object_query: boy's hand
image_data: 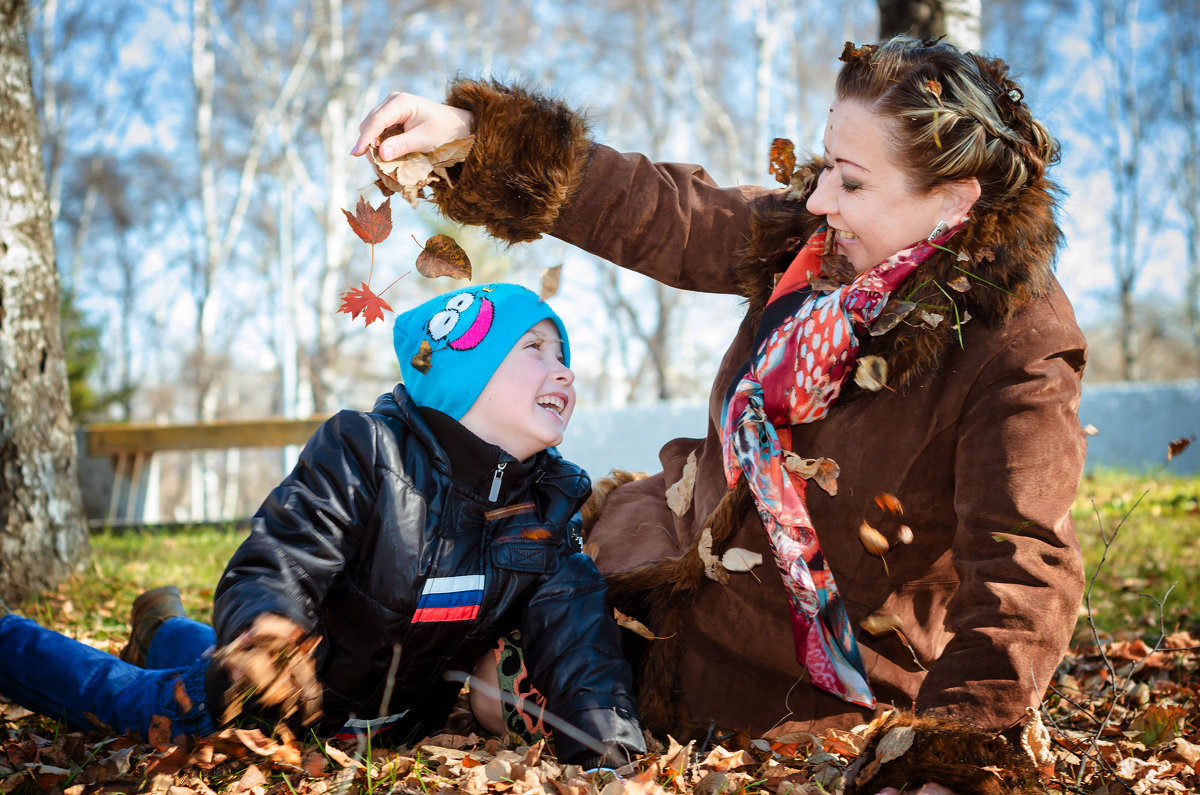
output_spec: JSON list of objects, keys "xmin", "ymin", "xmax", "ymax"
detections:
[
  {"xmin": 214, "ymin": 614, "xmax": 322, "ymax": 726},
  {"xmin": 351, "ymin": 91, "xmax": 474, "ymax": 161}
]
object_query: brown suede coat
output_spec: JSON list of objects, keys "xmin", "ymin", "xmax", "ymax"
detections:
[{"xmin": 431, "ymin": 80, "xmax": 1088, "ymax": 740}]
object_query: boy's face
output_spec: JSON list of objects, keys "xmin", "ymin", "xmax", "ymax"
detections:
[{"xmin": 459, "ymin": 319, "xmax": 575, "ymax": 461}]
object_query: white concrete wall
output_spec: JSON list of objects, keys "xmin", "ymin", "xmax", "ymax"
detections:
[{"xmin": 560, "ymin": 380, "xmax": 1200, "ymax": 478}]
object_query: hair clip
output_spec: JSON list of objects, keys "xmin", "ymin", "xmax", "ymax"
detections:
[{"xmin": 998, "ymin": 87, "xmax": 1024, "ymax": 112}]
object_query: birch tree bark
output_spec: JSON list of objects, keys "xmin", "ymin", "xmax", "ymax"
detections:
[
  {"xmin": 0, "ymin": 0, "xmax": 88, "ymax": 599},
  {"xmin": 878, "ymin": 0, "xmax": 981, "ymax": 50}
]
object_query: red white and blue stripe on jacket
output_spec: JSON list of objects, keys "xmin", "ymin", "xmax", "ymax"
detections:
[{"xmin": 411, "ymin": 574, "xmax": 485, "ymax": 622}]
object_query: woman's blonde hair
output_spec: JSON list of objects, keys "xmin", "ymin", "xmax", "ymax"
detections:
[{"xmin": 835, "ymin": 37, "xmax": 1059, "ymax": 216}]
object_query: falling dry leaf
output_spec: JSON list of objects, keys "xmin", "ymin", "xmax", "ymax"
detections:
[
  {"xmin": 859, "ymin": 521, "xmax": 890, "ymax": 574},
  {"xmin": 336, "ymin": 282, "xmax": 394, "ymax": 327},
  {"xmin": 721, "ymin": 547, "xmax": 763, "ymax": 572},
  {"xmin": 947, "ymin": 275, "xmax": 971, "ymax": 292},
  {"xmin": 415, "ymin": 234, "xmax": 472, "ymax": 280},
  {"xmin": 769, "ymin": 138, "xmax": 797, "ymax": 186},
  {"xmin": 897, "ymin": 525, "xmax": 914, "ymax": 545},
  {"xmin": 411, "ymin": 339, "xmax": 433, "ymax": 374},
  {"xmin": 860, "ymin": 611, "xmax": 903, "ymax": 636},
  {"xmin": 666, "ymin": 451, "xmax": 698, "ymax": 517},
  {"xmin": 1167, "ymin": 435, "xmax": 1194, "ymax": 461},
  {"xmin": 1081, "ymin": 423, "xmax": 1099, "ymax": 436},
  {"xmin": 541, "ymin": 265, "xmax": 562, "ymax": 301},
  {"xmin": 370, "ymin": 134, "xmax": 475, "ymax": 207},
  {"xmin": 520, "ymin": 528, "xmax": 553, "ymax": 540},
  {"xmin": 698, "ymin": 527, "xmax": 728, "ymax": 584},
  {"xmin": 854, "ymin": 355, "xmax": 888, "ymax": 392},
  {"xmin": 342, "ymin": 196, "xmax": 392, "ymax": 245},
  {"xmin": 874, "ymin": 493, "xmax": 904, "ymax": 514}
]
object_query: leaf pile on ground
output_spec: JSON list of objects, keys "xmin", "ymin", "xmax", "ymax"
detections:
[{"xmin": 1, "ymin": 634, "xmax": 1197, "ymax": 794}]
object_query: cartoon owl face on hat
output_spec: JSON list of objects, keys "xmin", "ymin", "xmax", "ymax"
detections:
[
  {"xmin": 393, "ymin": 283, "xmax": 570, "ymax": 421},
  {"xmin": 426, "ymin": 290, "xmax": 495, "ymax": 351}
]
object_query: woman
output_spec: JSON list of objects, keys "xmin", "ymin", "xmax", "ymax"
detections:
[{"xmin": 352, "ymin": 37, "xmax": 1086, "ymax": 752}]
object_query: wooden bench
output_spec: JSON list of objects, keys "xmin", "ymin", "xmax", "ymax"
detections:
[{"xmin": 80, "ymin": 417, "xmax": 328, "ymax": 527}]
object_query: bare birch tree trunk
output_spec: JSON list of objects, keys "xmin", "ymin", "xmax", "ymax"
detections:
[
  {"xmin": 877, "ymin": 0, "xmax": 980, "ymax": 50},
  {"xmin": 0, "ymin": 0, "xmax": 88, "ymax": 600}
]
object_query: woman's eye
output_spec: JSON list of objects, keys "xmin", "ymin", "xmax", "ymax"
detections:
[{"xmin": 842, "ymin": 181, "xmax": 862, "ymax": 193}]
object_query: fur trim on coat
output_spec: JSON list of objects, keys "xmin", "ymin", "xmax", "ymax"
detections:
[{"xmin": 435, "ymin": 80, "xmax": 593, "ymax": 243}]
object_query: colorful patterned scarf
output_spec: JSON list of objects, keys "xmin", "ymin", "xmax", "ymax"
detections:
[{"xmin": 720, "ymin": 224, "xmax": 954, "ymax": 707}]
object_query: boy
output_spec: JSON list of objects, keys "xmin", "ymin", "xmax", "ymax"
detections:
[{"xmin": 0, "ymin": 283, "xmax": 644, "ymax": 769}]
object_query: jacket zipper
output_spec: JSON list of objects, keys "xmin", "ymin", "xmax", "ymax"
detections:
[{"xmin": 487, "ymin": 462, "xmax": 507, "ymax": 502}]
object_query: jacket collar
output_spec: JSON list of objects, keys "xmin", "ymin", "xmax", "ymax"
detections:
[
  {"xmin": 374, "ymin": 384, "xmax": 569, "ymax": 504},
  {"xmin": 733, "ymin": 158, "xmax": 1063, "ymax": 385}
]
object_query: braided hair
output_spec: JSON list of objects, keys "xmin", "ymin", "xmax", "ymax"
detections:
[{"xmin": 835, "ymin": 37, "xmax": 1059, "ymax": 218}]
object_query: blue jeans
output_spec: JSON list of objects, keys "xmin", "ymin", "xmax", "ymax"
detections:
[{"xmin": 0, "ymin": 613, "xmax": 216, "ymax": 737}]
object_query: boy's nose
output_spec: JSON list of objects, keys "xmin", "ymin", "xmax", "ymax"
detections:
[{"xmin": 553, "ymin": 361, "xmax": 575, "ymax": 386}]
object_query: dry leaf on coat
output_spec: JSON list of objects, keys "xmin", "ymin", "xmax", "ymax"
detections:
[
  {"xmin": 614, "ymin": 608, "xmax": 673, "ymax": 640},
  {"xmin": 781, "ymin": 452, "xmax": 840, "ymax": 497},
  {"xmin": 854, "ymin": 355, "xmax": 888, "ymax": 392},
  {"xmin": 698, "ymin": 527, "xmax": 728, "ymax": 584},
  {"xmin": 860, "ymin": 611, "xmax": 903, "ymax": 636},
  {"xmin": 897, "ymin": 525, "xmax": 914, "ymax": 545},
  {"xmin": 870, "ymin": 300, "xmax": 916, "ymax": 336},
  {"xmin": 666, "ymin": 450, "xmax": 698, "ymax": 517},
  {"xmin": 721, "ymin": 547, "xmax": 763, "ymax": 572},
  {"xmin": 948, "ymin": 275, "xmax": 971, "ymax": 292}
]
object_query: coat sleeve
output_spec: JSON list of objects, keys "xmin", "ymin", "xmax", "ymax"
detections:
[
  {"xmin": 516, "ymin": 552, "xmax": 646, "ymax": 765},
  {"xmin": 431, "ymin": 79, "xmax": 774, "ymax": 295},
  {"xmin": 212, "ymin": 411, "xmax": 382, "ymax": 645},
  {"xmin": 915, "ymin": 300, "xmax": 1087, "ymax": 729}
]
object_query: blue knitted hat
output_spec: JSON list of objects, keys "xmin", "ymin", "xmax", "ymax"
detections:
[{"xmin": 393, "ymin": 283, "xmax": 570, "ymax": 420}]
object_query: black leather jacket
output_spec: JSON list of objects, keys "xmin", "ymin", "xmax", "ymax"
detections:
[{"xmin": 208, "ymin": 385, "xmax": 643, "ymax": 762}]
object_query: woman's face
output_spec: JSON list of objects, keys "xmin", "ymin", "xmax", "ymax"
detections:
[{"xmin": 806, "ymin": 99, "xmax": 969, "ymax": 273}]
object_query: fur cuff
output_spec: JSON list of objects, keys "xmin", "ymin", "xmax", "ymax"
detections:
[{"xmin": 432, "ymin": 80, "xmax": 592, "ymax": 244}]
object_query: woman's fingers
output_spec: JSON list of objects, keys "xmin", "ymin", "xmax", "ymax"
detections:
[{"xmin": 351, "ymin": 91, "xmax": 474, "ymax": 160}]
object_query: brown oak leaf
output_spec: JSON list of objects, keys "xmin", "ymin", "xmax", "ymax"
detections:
[{"xmin": 415, "ymin": 234, "xmax": 472, "ymax": 280}]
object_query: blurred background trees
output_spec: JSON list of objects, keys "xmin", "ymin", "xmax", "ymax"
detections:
[{"xmin": 10, "ymin": 0, "xmax": 1199, "ymax": 524}]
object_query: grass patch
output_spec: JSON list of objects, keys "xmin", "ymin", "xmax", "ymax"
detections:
[
  {"xmin": 15, "ymin": 524, "xmax": 246, "ymax": 652},
  {"xmin": 1073, "ymin": 468, "xmax": 1200, "ymax": 639},
  {"xmin": 12, "ymin": 470, "xmax": 1200, "ymax": 648}
]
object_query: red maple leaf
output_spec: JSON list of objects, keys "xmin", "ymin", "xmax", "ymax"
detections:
[
  {"xmin": 342, "ymin": 196, "xmax": 392, "ymax": 245},
  {"xmin": 336, "ymin": 281, "xmax": 393, "ymax": 326}
]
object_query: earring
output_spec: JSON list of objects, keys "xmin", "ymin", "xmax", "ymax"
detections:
[{"xmin": 928, "ymin": 219, "xmax": 950, "ymax": 240}]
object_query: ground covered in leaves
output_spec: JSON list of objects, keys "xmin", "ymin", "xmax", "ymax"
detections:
[{"xmin": 2, "ymin": 631, "xmax": 1198, "ymax": 794}]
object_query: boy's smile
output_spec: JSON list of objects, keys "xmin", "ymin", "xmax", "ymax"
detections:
[{"xmin": 460, "ymin": 319, "xmax": 576, "ymax": 461}]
